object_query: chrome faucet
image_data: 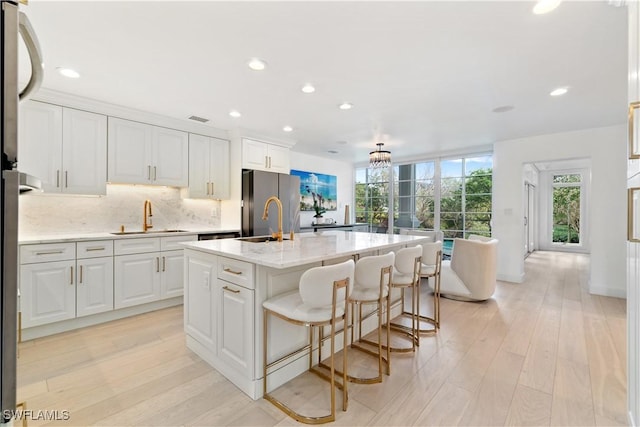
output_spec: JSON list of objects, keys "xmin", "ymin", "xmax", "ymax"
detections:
[
  {"xmin": 143, "ymin": 199, "xmax": 153, "ymax": 232},
  {"xmin": 262, "ymin": 196, "xmax": 283, "ymax": 242}
]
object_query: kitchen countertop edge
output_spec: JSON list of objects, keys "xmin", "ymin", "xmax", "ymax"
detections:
[{"xmin": 19, "ymin": 228, "xmax": 241, "ymax": 245}]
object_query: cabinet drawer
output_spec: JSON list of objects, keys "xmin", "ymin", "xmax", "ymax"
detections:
[
  {"xmin": 20, "ymin": 242, "xmax": 76, "ymax": 264},
  {"xmin": 77, "ymin": 240, "xmax": 114, "ymax": 259},
  {"xmin": 217, "ymin": 257, "xmax": 254, "ymax": 289},
  {"xmin": 161, "ymin": 234, "xmax": 197, "ymax": 251},
  {"xmin": 114, "ymin": 237, "xmax": 161, "ymax": 255}
]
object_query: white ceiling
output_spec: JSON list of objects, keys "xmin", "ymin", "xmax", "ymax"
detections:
[{"xmin": 19, "ymin": 1, "xmax": 628, "ymax": 164}]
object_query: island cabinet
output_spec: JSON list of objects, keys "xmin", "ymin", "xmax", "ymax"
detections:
[{"xmin": 182, "ymin": 231, "xmax": 431, "ymax": 400}]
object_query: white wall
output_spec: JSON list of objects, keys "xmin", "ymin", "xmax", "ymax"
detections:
[
  {"xmin": 290, "ymin": 152, "xmax": 354, "ymax": 228},
  {"xmin": 493, "ymin": 125, "xmax": 627, "ymax": 297}
]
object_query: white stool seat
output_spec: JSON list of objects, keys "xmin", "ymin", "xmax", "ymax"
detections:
[
  {"xmin": 420, "ymin": 264, "xmax": 436, "ymax": 276},
  {"xmin": 391, "ymin": 269, "xmax": 415, "ymax": 286},
  {"xmin": 263, "ymin": 290, "xmax": 347, "ymax": 323}
]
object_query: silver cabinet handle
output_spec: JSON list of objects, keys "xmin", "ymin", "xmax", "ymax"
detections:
[
  {"xmin": 629, "ymin": 187, "xmax": 640, "ymax": 242},
  {"xmin": 148, "ymin": 165, "xmax": 151, "ymax": 180},
  {"xmin": 35, "ymin": 249, "xmax": 64, "ymax": 255},
  {"xmin": 269, "ymin": 156, "xmax": 272, "ymax": 169},
  {"xmin": 153, "ymin": 166, "xmax": 157, "ymax": 181},
  {"xmin": 223, "ymin": 285, "xmax": 240, "ymax": 294},
  {"xmin": 162, "ymin": 256, "xmax": 166, "ymax": 272},
  {"xmin": 65, "ymin": 170, "xmax": 68, "ymax": 188},
  {"xmin": 211, "ymin": 182, "xmax": 215, "ymax": 196},
  {"xmin": 79, "ymin": 265, "xmax": 83, "ymax": 284},
  {"xmin": 56, "ymin": 170, "xmax": 60, "ymax": 187},
  {"xmin": 156, "ymin": 257, "xmax": 160, "ymax": 273},
  {"xmin": 265, "ymin": 156, "xmax": 268, "ymax": 168},
  {"xmin": 223, "ymin": 267, "xmax": 242, "ymax": 275},
  {"xmin": 205, "ymin": 182, "xmax": 209, "ymax": 195},
  {"xmin": 70, "ymin": 266, "xmax": 74, "ymax": 285}
]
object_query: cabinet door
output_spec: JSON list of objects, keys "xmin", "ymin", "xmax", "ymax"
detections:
[
  {"xmin": 18, "ymin": 101, "xmax": 63, "ymax": 192},
  {"xmin": 216, "ymin": 280, "xmax": 254, "ymax": 377},
  {"xmin": 152, "ymin": 127, "xmax": 188, "ymax": 186},
  {"xmin": 267, "ymin": 144, "xmax": 290, "ymax": 174},
  {"xmin": 187, "ymin": 134, "xmax": 211, "ymax": 199},
  {"xmin": 161, "ymin": 250, "xmax": 185, "ymax": 299},
  {"xmin": 20, "ymin": 260, "xmax": 75, "ymax": 328},
  {"xmin": 76, "ymin": 256, "xmax": 114, "ymax": 317},
  {"xmin": 209, "ymin": 137, "xmax": 230, "ymax": 199},
  {"xmin": 114, "ymin": 252, "xmax": 161, "ymax": 309},
  {"xmin": 242, "ymin": 139, "xmax": 269, "ymax": 171},
  {"xmin": 62, "ymin": 108, "xmax": 107, "ymax": 195},
  {"xmin": 107, "ymin": 117, "xmax": 152, "ymax": 184},
  {"xmin": 184, "ymin": 252, "xmax": 216, "ymax": 349}
]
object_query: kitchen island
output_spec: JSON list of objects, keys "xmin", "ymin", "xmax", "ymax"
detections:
[{"xmin": 182, "ymin": 230, "xmax": 431, "ymax": 399}]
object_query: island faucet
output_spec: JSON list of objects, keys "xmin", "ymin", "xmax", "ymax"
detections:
[
  {"xmin": 143, "ymin": 199, "xmax": 153, "ymax": 232},
  {"xmin": 262, "ymin": 196, "xmax": 283, "ymax": 242}
]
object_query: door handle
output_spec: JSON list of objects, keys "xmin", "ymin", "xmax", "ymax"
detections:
[
  {"xmin": 211, "ymin": 182, "xmax": 214, "ymax": 195},
  {"xmin": 153, "ymin": 166, "xmax": 157, "ymax": 181},
  {"xmin": 223, "ymin": 267, "xmax": 242, "ymax": 275},
  {"xmin": 265, "ymin": 156, "xmax": 268, "ymax": 168},
  {"xmin": 56, "ymin": 170, "xmax": 60, "ymax": 188},
  {"xmin": 162, "ymin": 256, "xmax": 166, "ymax": 272},
  {"xmin": 79, "ymin": 265, "xmax": 83, "ymax": 284},
  {"xmin": 65, "ymin": 170, "xmax": 68, "ymax": 188},
  {"xmin": 223, "ymin": 285, "xmax": 240, "ymax": 294},
  {"xmin": 148, "ymin": 165, "xmax": 151, "ymax": 180},
  {"xmin": 70, "ymin": 266, "xmax": 74, "ymax": 285},
  {"xmin": 18, "ymin": 11, "xmax": 44, "ymax": 101},
  {"xmin": 156, "ymin": 257, "xmax": 160, "ymax": 273},
  {"xmin": 206, "ymin": 182, "xmax": 210, "ymax": 195}
]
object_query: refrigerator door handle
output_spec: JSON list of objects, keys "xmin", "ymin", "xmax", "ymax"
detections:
[{"xmin": 18, "ymin": 12, "xmax": 44, "ymax": 101}]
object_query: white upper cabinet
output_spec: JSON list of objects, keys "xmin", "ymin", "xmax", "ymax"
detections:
[
  {"xmin": 186, "ymin": 133, "xmax": 230, "ymax": 199},
  {"xmin": 19, "ymin": 101, "xmax": 107, "ymax": 195},
  {"xmin": 241, "ymin": 138, "xmax": 290, "ymax": 174},
  {"xmin": 108, "ymin": 117, "xmax": 188, "ymax": 186}
]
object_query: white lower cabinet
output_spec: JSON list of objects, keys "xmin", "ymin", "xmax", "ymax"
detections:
[
  {"xmin": 76, "ymin": 256, "xmax": 114, "ymax": 317},
  {"xmin": 20, "ymin": 259, "xmax": 76, "ymax": 328},
  {"xmin": 161, "ymin": 250, "xmax": 186, "ymax": 299},
  {"xmin": 216, "ymin": 279, "xmax": 254, "ymax": 376},
  {"xmin": 184, "ymin": 251, "xmax": 216, "ymax": 349},
  {"xmin": 114, "ymin": 252, "xmax": 161, "ymax": 309}
]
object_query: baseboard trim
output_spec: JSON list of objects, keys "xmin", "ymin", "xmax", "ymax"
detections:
[
  {"xmin": 497, "ymin": 272, "xmax": 525, "ymax": 283},
  {"xmin": 588, "ymin": 282, "xmax": 627, "ymax": 299}
]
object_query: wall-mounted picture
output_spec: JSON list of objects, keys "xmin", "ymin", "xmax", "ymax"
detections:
[{"xmin": 291, "ymin": 169, "xmax": 338, "ymax": 213}]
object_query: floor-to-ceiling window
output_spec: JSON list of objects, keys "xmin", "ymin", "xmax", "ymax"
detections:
[
  {"xmin": 551, "ymin": 173, "xmax": 582, "ymax": 244},
  {"xmin": 354, "ymin": 154, "xmax": 492, "ymax": 238},
  {"xmin": 355, "ymin": 167, "xmax": 391, "ymax": 232}
]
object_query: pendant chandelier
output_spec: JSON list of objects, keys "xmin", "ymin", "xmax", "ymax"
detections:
[{"xmin": 369, "ymin": 142, "xmax": 391, "ymax": 168}]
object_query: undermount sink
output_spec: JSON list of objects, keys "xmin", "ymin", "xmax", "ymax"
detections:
[
  {"xmin": 110, "ymin": 229, "xmax": 188, "ymax": 235},
  {"xmin": 235, "ymin": 235, "xmax": 290, "ymax": 243}
]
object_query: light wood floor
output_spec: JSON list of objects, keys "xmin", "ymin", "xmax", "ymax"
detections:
[{"xmin": 17, "ymin": 251, "xmax": 627, "ymax": 426}]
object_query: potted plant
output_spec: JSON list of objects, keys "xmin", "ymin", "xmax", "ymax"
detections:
[{"xmin": 313, "ymin": 200, "xmax": 326, "ymax": 224}]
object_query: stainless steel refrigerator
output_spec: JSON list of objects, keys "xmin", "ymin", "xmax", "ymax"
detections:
[
  {"xmin": 1, "ymin": 1, "xmax": 43, "ymax": 422},
  {"xmin": 241, "ymin": 169, "xmax": 300, "ymax": 237}
]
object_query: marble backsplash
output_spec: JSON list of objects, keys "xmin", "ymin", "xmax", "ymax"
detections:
[{"xmin": 19, "ymin": 184, "xmax": 222, "ymax": 236}]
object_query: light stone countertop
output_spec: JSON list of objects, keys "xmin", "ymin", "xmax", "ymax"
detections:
[
  {"xmin": 19, "ymin": 227, "xmax": 240, "ymax": 245},
  {"xmin": 181, "ymin": 230, "xmax": 430, "ymax": 269}
]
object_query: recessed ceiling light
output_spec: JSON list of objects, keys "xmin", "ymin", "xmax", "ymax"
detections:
[
  {"xmin": 283, "ymin": 126, "xmax": 293, "ymax": 132},
  {"xmin": 550, "ymin": 87, "xmax": 569, "ymax": 97},
  {"xmin": 338, "ymin": 102, "xmax": 353, "ymax": 110},
  {"xmin": 247, "ymin": 58, "xmax": 266, "ymax": 71},
  {"xmin": 229, "ymin": 110, "xmax": 242, "ymax": 118},
  {"xmin": 56, "ymin": 67, "xmax": 80, "ymax": 78},
  {"xmin": 301, "ymin": 84, "xmax": 315, "ymax": 94},
  {"xmin": 533, "ymin": 0, "xmax": 561, "ymax": 14},
  {"xmin": 492, "ymin": 105, "xmax": 515, "ymax": 113}
]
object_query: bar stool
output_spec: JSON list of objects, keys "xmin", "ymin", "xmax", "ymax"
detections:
[
  {"xmin": 262, "ymin": 259, "xmax": 355, "ymax": 424},
  {"xmin": 418, "ymin": 241, "xmax": 443, "ymax": 333},
  {"xmin": 388, "ymin": 245, "xmax": 422, "ymax": 352},
  {"xmin": 348, "ymin": 251, "xmax": 395, "ymax": 383}
]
